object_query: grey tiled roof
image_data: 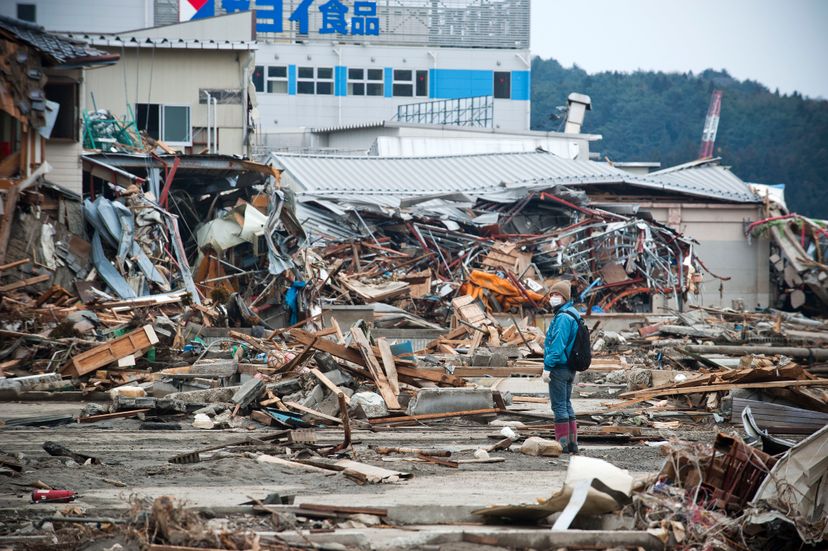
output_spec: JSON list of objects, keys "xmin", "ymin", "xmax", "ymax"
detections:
[{"xmin": 0, "ymin": 15, "xmax": 117, "ymax": 66}]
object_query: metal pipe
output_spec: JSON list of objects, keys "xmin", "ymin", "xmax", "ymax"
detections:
[
  {"xmin": 683, "ymin": 344, "xmax": 828, "ymax": 360},
  {"xmin": 212, "ymin": 96, "xmax": 218, "ymax": 153},
  {"xmin": 202, "ymin": 90, "xmax": 212, "ymax": 152}
]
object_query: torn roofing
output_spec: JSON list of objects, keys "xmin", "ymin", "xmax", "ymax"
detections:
[
  {"xmin": 0, "ymin": 15, "xmax": 118, "ymax": 67},
  {"xmin": 270, "ymin": 150, "xmax": 759, "ymax": 206}
]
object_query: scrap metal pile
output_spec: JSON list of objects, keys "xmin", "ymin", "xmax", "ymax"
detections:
[
  {"xmin": 746, "ymin": 207, "xmax": 828, "ymax": 313},
  {"xmin": 300, "ymin": 188, "xmax": 710, "ymax": 322}
]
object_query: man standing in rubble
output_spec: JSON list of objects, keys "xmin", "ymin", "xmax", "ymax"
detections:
[{"xmin": 542, "ymin": 280, "xmax": 579, "ymax": 454}]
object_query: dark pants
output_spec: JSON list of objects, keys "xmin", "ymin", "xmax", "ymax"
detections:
[{"xmin": 548, "ymin": 368, "xmax": 575, "ymax": 422}]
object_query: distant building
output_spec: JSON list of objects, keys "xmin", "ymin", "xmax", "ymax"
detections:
[
  {"xmin": 6, "ymin": 1, "xmax": 533, "ymax": 152},
  {"xmin": 63, "ymin": 12, "xmax": 258, "ymax": 158}
]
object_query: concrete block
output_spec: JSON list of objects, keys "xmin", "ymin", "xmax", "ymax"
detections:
[
  {"xmin": 488, "ymin": 352, "xmax": 509, "ymax": 367},
  {"xmin": 232, "ymin": 378, "xmax": 264, "ymax": 407},
  {"xmin": 148, "ymin": 380, "xmax": 179, "ymax": 398},
  {"xmin": 470, "ymin": 350, "xmax": 492, "ymax": 367},
  {"xmin": 266, "ymin": 378, "xmax": 301, "ymax": 396},
  {"xmin": 315, "ymin": 391, "xmax": 341, "ymax": 418},
  {"xmin": 0, "ymin": 373, "xmax": 63, "ymax": 393},
  {"xmin": 406, "ymin": 388, "xmax": 494, "ymax": 416},
  {"xmin": 350, "ymin": 391, "xmax": 388, "ymax": 418},
  {"xmin": 168, "ymin": 386, "xmax": 237, "ymax": 404},
  {"xmin": 300, "ymin": 384, "xmax": 325, "ymax": 409},
  {"xmin": 321, "ymin": 368, "xmax": 353, "ymax": 388}
]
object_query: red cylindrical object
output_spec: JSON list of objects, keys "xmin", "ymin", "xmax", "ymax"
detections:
[{"xmin": 31, "ymin": 489, "xmax": 77, "ymax": 503}]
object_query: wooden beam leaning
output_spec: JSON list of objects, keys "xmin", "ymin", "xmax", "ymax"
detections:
[
  {"xmin": 377, "ymin": 338, "xmax": 400, "ymax": 396},
  {"xmin": 350, "ymin": 327, "xmax": 401, "ymax": 410}
]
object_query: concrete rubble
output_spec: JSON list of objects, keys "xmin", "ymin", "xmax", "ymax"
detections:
[{"xmin": 0, "ymin": 14, "xmax": 826, "ymax": 551}]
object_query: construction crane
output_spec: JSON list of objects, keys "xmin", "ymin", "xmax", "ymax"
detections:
[{"xmin": 698, "ymin": 90, "xmax": 723, "ymax": 159}]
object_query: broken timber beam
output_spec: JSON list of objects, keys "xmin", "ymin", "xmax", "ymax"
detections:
[
  {"xmin": 618, "ymin": 378, "xmax": 828, "ymax": 400},
  {"xmin": 0, "ymin": 274, "xmax": 50, "ymax": 292},
  {"xmin": 310, "ymin": 367, "xmax": 350, "ymax": 406},
  {"xmin": 350, "ymin": 327, "xmax": 401, "ymax": 410}
]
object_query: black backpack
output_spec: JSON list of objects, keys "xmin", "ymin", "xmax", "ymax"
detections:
[{"xmin": 561, "ymin": 310, "xmax": 591, "ymax": 372}]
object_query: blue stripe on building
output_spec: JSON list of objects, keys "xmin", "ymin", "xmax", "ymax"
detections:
[
  {"xmin": 384, "ymin": 67, "xmax": 393, "ymax": 98},
  {"xmin": 511, "ymin": 70, "xmax": 530, "ymax": 101},
  {"xmin": 288, "ymin": 65, "xmax": 297, "ymax": 95},
  {"xmin": 335, "ymin": 66, "xmax": 347, "ymax": 96},
  {"xmin": 429, "ymin": 69, "xmax": 493, "ymax": 99}
]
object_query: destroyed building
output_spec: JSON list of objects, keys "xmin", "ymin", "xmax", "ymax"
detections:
[{"xmin": 0, "ymin": 6, "xmax": 826, "ymax": 551}]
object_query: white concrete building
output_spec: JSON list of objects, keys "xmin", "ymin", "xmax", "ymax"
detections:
[{"xmin": 63, "ymin": 12, "xmax": 257, "ymax": 157}]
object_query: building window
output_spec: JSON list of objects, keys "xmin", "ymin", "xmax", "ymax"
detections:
[
  {"xmin": 297, "ymin": 67, "xmax": 333, "ymax": 95},
  {"xmin": 393, "ymin": 69, "xmax": 413, "ymax": 97},
  {"xmin": 44, "ymin": 82, "xmax": 78, "ymax": 141},
  {"xmin": 494, "ymin": 71, "xmax": 511, "ymax": 99},
  {"xmin": 17, "ymin": 3, "xmax": 36, "ymax": 22},
  {"xmin": 266, "ymin": 66, "xmax": 288, "ymax": 93},
  {"xmin": 252, "ymin": 65, "xmax": 264, "ymax": 93},
  {"xmin": 135, "ymin": 103, "xmax": 191, "ymax": 145},
  {"xmin": 415, "ymin": 70, "xmax": 428, "ymax": 97},
  {"xmin": 347, "ymin": 68, "xmax": 383, "ymax": 96}
]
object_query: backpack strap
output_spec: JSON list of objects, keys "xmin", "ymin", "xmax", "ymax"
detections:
[{"xmin": 561, "ymin": 309, "xmax": 581, "ymax": 324}]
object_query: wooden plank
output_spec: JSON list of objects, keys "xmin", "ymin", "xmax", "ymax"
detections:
[
  {"xmin": 255, "ymin": 454, "xmax": 337, "ymax": 475},
  {"xmin": 416, "ymin": 453, "xmax": 459, "ymax": 468},
  {"xmin": 291, "ymin": 329, "xmax": 365, "ymax": 366},
  {"xmin": 298, "ymin": 503, "xmax": 388, "ymax": 517},
  {"xmin": 310, "ymin": 367, "xmax": 351, "ymax": 405},
  {"xmin": 78, "ymin": 409, "xmax": 151, "ymax": 423},
  {"xmin": 0, "ymin": 274, "xmax": 50, "ymax": 292},
  {"xmin": 330, "ymin": 317, "xmax": 345, "ymax": 344},
  {"xmin": 283, "ymin": 400, "xmax": 343, "ymax": 425},
  {"xmin": 395, "ymin": 366, "xmax": 466, "ymax": 387},
  {"xmin": 63, "ymin": 325, "xmax": 159, "ymax": 377},
  {"xmin": 377, "ymin": 338, "xmax": 400, "ymax": 396},
  {"xmin": 0, "ymin": 258, "xmax": 29, "ymax": 272},
  {"xmin": 453, "ymin": 366, "xmax": 542, "ymax": 377},
  {"xmin": 369, "ymin": 408, "xmax": 504, "ymax": 425},
  {"xmin": 350, "ymin": 326, "xmax": 401, "ymax": 410},
  {"xmin": 619, "ymin": 379, "xmax": 828, "ymax": 401}
]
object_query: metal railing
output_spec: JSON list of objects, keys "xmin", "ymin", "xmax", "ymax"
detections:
[{"xmin": 393, "ymin": 95, "xmax": 494, "ymax": 127}]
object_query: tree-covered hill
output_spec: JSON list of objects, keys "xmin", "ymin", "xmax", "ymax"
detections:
[{"xmin": 530, "ymin": 57, "xmax": 828, "ymax": 218}]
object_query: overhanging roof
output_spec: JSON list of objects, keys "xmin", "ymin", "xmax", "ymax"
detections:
[{"xmin": 0, "ymin": 15, "xmax": 118, "ymax": 67}]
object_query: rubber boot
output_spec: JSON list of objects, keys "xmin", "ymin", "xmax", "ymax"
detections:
[
  {"xmin": 568, "ymin": 419, "xmax": 579, "ymax": 454},
  {"xmin": 554, "ymin": 421, "xmax": 570, "ymax": 452}
]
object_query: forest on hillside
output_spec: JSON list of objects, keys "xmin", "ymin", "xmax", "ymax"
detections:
[{"xmin": 530, "ymin": 57, "xmax": 828, "ymax": 218}]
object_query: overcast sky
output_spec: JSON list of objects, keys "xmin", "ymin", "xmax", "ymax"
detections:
[{"xmin": 530, "ymin": 0, "xmax": 828, "ymax": 100}]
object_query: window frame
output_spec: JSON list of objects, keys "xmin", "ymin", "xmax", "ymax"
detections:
[
  {"xmin": 266, "ymin": 65, "xmax": 288, "ymax": 94},
  {"xmin": 297, "ymin": 66, "xmax": 334, "ymax": 95},
  {"xmin": 392, "ymin": 69, "xmax": 414, "ymax": 97},
  {"xmin": 135, "ymin": 102, "xmax": 192, "ymax": 147},
  {"xmin": 347, "ymin": 67, "xmax": 384, "ymax": 96},
  {"xmin": 252, "ymin": 65, "xmax": 265, "ymax": 93},
  {"xmin": 493, "ymin": 71, "xmax": 511, "ymax": 99},
  {"xmin": 161, "ymin": 104, "xmax": 192, "ymax": 146},
  {"xmin": 415, "ymin": 69, "xmax": 429, "ymax": 97}
]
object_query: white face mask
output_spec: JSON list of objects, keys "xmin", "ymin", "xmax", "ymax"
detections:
[{"xmin": 549, "ymin": 296, "xmax": 563, "ymax": 307}]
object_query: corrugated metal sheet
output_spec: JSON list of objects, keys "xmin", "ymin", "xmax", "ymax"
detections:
[
  {"xmin": 272, "ymin": 150, "xmax": 759, "ymax": 205},
  {"xmin": 641, "ymin": 165, "xmax": 757, "ymax": 203},
  {"xmin": 274, "ymin": 151, "xmax": 623, "ymax": 203}
]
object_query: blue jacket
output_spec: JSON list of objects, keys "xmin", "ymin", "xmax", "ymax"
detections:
[{"xmin": 543, "ymin": 302, "xmax": 580, "ymax": 371}]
